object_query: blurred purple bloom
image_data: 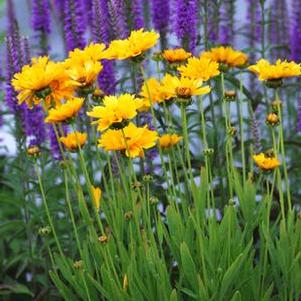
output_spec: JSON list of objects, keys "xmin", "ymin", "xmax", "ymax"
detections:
[
  {"xmin": 174, "ymin": 0, "xmax": 198, "ymax": 52},
  {"xmin": 151, "ymin": 0, "xmax": 169, "ymax": 33},
  {"xmin": 32, "ymin": 0, "xmax": 51, "ymax": 33},
  {"xmin": 219, "ymin": 0, "xmax": 236, "ymax": 45},
  {"xmin": 290, "ymin": 0, "xmax": 301, "ymax": 62},
  {"xmin": 63, "ymin": 0, "xmax": 86, "ymax": 51},
  {"xmin": 298, "ymin": 96, "xmax": 301, "ymax": 132},
  {"xmin": 268, "ymin": 0, "xmax": 290, "ymax": 59},
  {"xmin": 108, "ymin": 0, "xmax": 129, "ymax": 39},
  {"xmin": 92, "ymin": 0, "xmax": 116, "ymax": 94},
  {"xmin": 207, "ymin": 2, "xmax": 220, "ymax": 43},
  {"xmin": 132, "ymin": 0, "xmax": 144, "ymax": 29}
]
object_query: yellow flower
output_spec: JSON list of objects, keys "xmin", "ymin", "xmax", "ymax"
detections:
[
  {"xmin": 161, "ymin": 74, "xmax": 211, "ymax": 99},
  {"xmin": 68, "ymin": 43, "xmax": 107, "ymax": 62},
  {"xmin": 91, "ymin": 185, "xmax": 102, "ymax": 211},
  {"xmin": 162, "ymin": 48, "xmax": 191, "ymax": 63},
  {"xmin": 65, "ymin": 58, "xmax": 103, "ymax": 88},
  {"xmin": 177, "ymin": 57, "xmax": 220, "ymax": 81},
  {"xmin": 98, "ymin": 122, "xmax": 158, "ymax": 158},
  {"xmin": 12, "ymin": 56, "xmax": 74, "ymax": 108},
  {"xmin": 45, "ymin": 97, "xmax": 84, "ymax": 123},
  {"xmin": 60, "ymin": 131, "xmax": 87, "ymax": 151},
  {"xmin": 200, "ymin": 46, "xmax": 248, "ymax": 68},
  {"xmin": 248, "ymin": 59, "xmax": 301, "ymax": 81},
  {"xmin": 104, "ymin": 29, "xmax": 159, "ymax": 60},
  {"xmin": 252, "ymin": 153, "xmax": 280, "ymax": 171},
  {"xmin": 87, "ymin": 94, "xmax": 142, "ymax": 131},
  {"xmin": 159, "ymin": 134, "xmax": 182, "ymax": 149}
]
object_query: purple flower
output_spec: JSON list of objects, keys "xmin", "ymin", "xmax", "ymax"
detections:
[
  {"xmin": 32, "ymin": 0, "xmax": 51, "ymax": 33},
  {"xmin": 132, "ymin": 0, "xmax": 144, "ymax": 29},
  {"xmin": 298, "ymin": 96, "xmax": 301, "ymax": 132},
  {"xmin": 108, "ymin": 0, "xmax": 129, "ymax": 39},
  {"xmin": 174, "ymin": 0, "xmax": 198, "ymax": 52},
  {"xmin": 268, "ymin": 0, "xmax": 290, "ymax": 59},
  {"xmin": 151, "ymin": 0, "xmax": 169, "ymax": 33},
  {"xmin": 97, "ymin": 60, "xmax": 116, "ymax": 95},
  {"xmin": 290, "ymin": 0, "xmax": 301, "ymax": 62},
  {"xmin": 63, "ymin": 0, "xmax": 86, "ymax": 51},
  {"xmin": 48, "ymin": 125, "xmax": 64, "ymax": 160},
  {"xmin": 207, "ymin": 2, "xmax": 220, "ymax": 43},
  {"xmin": 219, "ymin": 1, "xmax": 236, "ymax": 45}
]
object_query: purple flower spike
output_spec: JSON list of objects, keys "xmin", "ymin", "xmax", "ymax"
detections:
[
  {"xmin": 108, "ymin": 0, "xmax": 129, "ymax": 39},
  {"xmin": 219, "ymin": 1, "xmax": 236, "ymax": 45},
  {"xmin": 63, "ymin": 0, "xmax": 86, "ymax": 51},
  {"xmin": 174, "ymin": 0, "xmax": 198, "ymax": 52},
  {"xmin": 32, "ymin": 0, "xmax": 51, "ymax": 33},
  {"xmin": 290, "ymin": 0, "xmax": 301, "ymax": 62},
  {"xmin": 132, "ymin": 0, "xmax": 144, "ymax": 29}
]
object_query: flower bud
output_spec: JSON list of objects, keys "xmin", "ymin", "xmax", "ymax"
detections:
[
  {"xmin": 38, "ymin": 226, "xmax": 51, "ymax": 236},
  {"xmin": 224, "ymin": 90, "xmax": 236, "ymax": 101},
  {"xmin": 131, "ymin": 181, "xmax": 143, "ymax": 191},
  {"xmin": 143, "ymin": 174, "xmax": 153, "ymax": 183},
  {"xmin": 266, "ymin": 112, "xmax": 279, "ymax": 126},
  {"xmin": 152, "ymin": 51, "xmax": 163, "ymax": 62},
  {"xmin": 149, "ymin": 196, "xmax": 159, "ymax": 205},
  {"xmin": 98, "ymin": 235, "xmax": 108, "ymax": 244},
  {"xmin": 27, "ymin": 145, "xmax": 41, "ymax": 157},
  {"xmin": 203, "ymin": 148, "xmax": 214, "ymax": 156},
  {"xmin": 92, "ymin": 89, "xmax": 105, "ymax": 102},
  {"xmin": 227, "ymin": 126, "xmax": 237, "ymax": 136},
  {"xmin": 124, "ymin": 211, "xmax": 133, "ymax": 220},
  {"xmin": 73, "ymin": 260, "xmax": 84, "ymax": 270}
]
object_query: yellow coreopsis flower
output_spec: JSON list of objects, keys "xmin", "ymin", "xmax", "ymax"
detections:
[
  {"xmin": 98, "ymin": 122, "xmax": 158, "ymax": 158},
  {"xmin": 68, "ymin": 43, "xmax": 107, "ymax": 62},
  {"xmin": 177, "ymin": 57, "xmax": 220, "ymax": 81},
  {"xmin": 162, "ymin": 48, "xmax": 191, "ymax": 63},
  {"xmin": 91, "ymin": 185, "xmax": 102, "ymax": 211},
  {"xmin": 161, "ymin": 74, "xmax": 211, "ymax": 99},
  {"xmin": 45, "ymin": 97, "xmax": 84, "ymax": 123},
  {"xmin": 60, "ymin": 131, "xmax": 87, "ymax": 151},
  {"xmin": 200, "ymin": 46, "xmax": 248, "ymax": 68},
  {"xmin": 252, "ymin": 152, "xmax": 280, "ymax": 171},
  {"xmin": 12, "ymin": 56, "xmax": 75, "ymax": 108},
  {"xmin": 159, "ymin": 134, "xmax": 182, "ymax": 149},
  {"xmin": 87, "ymin": 94, "xmax": 142, "ymax": 131},
  {"xmin": 104, "ymin": 29, "xmax": 159, "ymax": 60},
  {"xmin": 248, "ymin": 59, "xmax": 301, "ymax": 81}
]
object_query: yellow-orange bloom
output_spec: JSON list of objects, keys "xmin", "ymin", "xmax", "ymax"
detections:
[
  {"xmin": 252, "ymin": 153, "xmax": 280, "ymax": 171},
  {"xmin": 159, "ymin": 134, "xmax": 182, "ymax": 149},
  {"xmin": 98, "ymin": 122, "xmax": 158, "ymax": 158},
  {"xmin": 45, "ymin": 98, "xmax": 84, "ymax": 123},
  {"xmin": 60, "ymin": 131, "xmax": 87, "ymax": 151},
  {"xmin": 177, "ymin": 57, "xmax": 220, "ymax": 81},
  {"xmin": 104, "ymin": 29, "xmax": 159, "ymax": 60},
  {"xmin": 91, "ymin": 185, "xmax": 102, "ymax": 211},
  {"xmin": 87, "ymin": 94, "xmax": 142, "ymax": 131},
  {"xmin": 160, "ymin": 74, "xmax": 211, "ymax": 99},
  {"xmin": 162, "ymin": 48, "xmax": 191, "ymax": 63},
  {"xmin": 11, "ymin": 56, "xmax": 74, "ymax": 108},
  {"xmin": 248, "ymin": 59, "xmax": 301, "ymax": 81},
  {"xmin": 200, "ymin": 46, "xmax": 248, "ymax": 68},
  {"xmin": 67, "ymin": 43, "xmax": 107, "ymax": 62}
]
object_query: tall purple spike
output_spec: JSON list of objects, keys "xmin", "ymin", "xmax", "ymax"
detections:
[
  {"xmin": 107, "ymin": 0, "xmax": 129, "ymax": 39},
  {"xmin": 298, "ymin": 96, "xmax": 301, "ymax": 132},
  {"xmin": 268, "ymin": 0, "xmax": 290, "ymax": 59},
  {"xmin": 174, "ymin": 0, "xmax": 198, "ymax": 52},
  {"xmin": 290, "ymin": 0, "xmax": 301, "ymax": 62},
  {"xmin": 206, "ymin": 1, "xmax": 220, "ymax": 44},
  {"xmin": 132, "ymin": 0, "xmax": 144, "ymax": 29},
  {"xmin": 63, "ymin": 0, "xmax": 86, "ymax": 52},
  {"xmin": 219, "ymin": 0, "xmax": 236, "ymax": 45},
  {"xmin": 91, "ymin": 0, "xmax": 116, "ymax": 95}
]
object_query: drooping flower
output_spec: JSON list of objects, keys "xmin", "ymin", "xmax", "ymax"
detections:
[
  {"xmin": 160, "ymin": 74, "xmax": 211, "ymax": 99},
  {"xmin": 159, "ymin": 134, "xmax": 182, "ymax": 149},
  {"xmin": 60, "ymin": 131, "xmax": 87, "ymax": 151},
  {"xmin": 91, "ymin": 185, "xmax": 102, "ymax": 210},
  {"xmin": 248, "ymin": 59, "xmax": 301, "ymax": 81},
  {"xmin": 45, "ymin": 98, "xmax": 84, "ymax": 123},
  {"xmin": 87, "ymin": 94, "xmax": 142, "ymax": 131},
  {"xmin": 98, "ymin": 122, "xmax": 158, "ymax": 158},
  {"xmin": 252, "ymin": 152, "xmax": 280, "ymax": 171},
  {"xmin": 200, "ymin": 47, "xmax": 248, "ymax": 68},
  {"xmin": 162, "ymin": 48, "xmax": 191, "ymax": 63},
  {"xmin": 177, "ymin": 57, "xmax": 220, "ymax": 81},
  {"xmin": 104, "ymin": 29, "xmax": 159, "ymax": 60},
  {"xmin": 11, "ymin": 56, "xmax": 74, "ymax": 108}
]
